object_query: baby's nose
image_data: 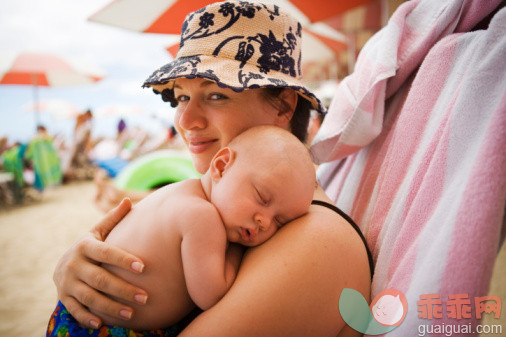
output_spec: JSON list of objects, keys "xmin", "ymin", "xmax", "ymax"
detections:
[{"xmin": 254, "ymin": 214, "xmax": 272, "ymax": 231}]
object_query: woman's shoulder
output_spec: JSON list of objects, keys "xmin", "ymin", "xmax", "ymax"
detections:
[
  {"xmin": 242, "ymin": 199, "xmax": 371, "ymax": 284},
  {"xmin": 273, "ymin": 201, "xmax": 368, "ymax": 255},
  {"xmin": 196, "ymin": 198, "xmax": 371, "ymax": 337}
]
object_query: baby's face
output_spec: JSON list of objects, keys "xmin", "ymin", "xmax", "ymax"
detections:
[{"xmin": 211, "ymin": 155, "xmax": 314, "ymax": 247}]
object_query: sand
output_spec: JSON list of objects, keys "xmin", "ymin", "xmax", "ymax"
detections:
[
  {"xmin": 0, "ymin": 181, "xmax": 504, "ymax": 336},
  {"xmin": 0, "ymin": 181, "xmax": 102, "ymax": 336}
]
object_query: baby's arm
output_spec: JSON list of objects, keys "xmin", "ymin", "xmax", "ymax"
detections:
[{"xmin": 180, "ymin": 204, "xmax": 243, "ymax": 310}]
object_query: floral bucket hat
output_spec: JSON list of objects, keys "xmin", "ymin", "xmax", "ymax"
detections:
[{"xmin": 143, "ymin": 0, "xmax": 325, "ymax": 114}]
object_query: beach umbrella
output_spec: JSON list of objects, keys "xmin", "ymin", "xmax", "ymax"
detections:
[
  {"xmin": 89, "ymin": 0, "xmax": 348, "ymax": 76},
  {"xmin": 88, "ymin": 0, "xmax": 372, "ymax": 33},
  {"xmin": 0, "ymin": 52, "xmax": 105, "ymax": 124}
]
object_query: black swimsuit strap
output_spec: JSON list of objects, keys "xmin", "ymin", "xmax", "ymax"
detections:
[{"xmin": 311, "ymin": 200, "xmax": 374, "ymax": 279}]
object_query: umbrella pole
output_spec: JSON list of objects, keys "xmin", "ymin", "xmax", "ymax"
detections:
[
  {"xmin": 347, "ymin": 33, "xmax": 356, "ymax": 74},
  {"xmin": 31, "ymin": 73, "xmax": 41, "ymax": 127}
]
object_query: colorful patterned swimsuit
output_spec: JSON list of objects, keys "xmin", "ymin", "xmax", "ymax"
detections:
[{"xmin": 47, "ymin": 301, "xmax": 202, "ymax": 337}]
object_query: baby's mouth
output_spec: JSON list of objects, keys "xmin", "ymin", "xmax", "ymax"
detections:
[{"xmin": 240, "ymin": 227, "xmax": 256, "ymax": 242}]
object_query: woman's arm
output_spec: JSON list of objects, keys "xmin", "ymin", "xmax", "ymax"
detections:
[
  {"xmin": 53, "ymin": 198, "xmax": 149, "ymax": 329},
  {"xmin": 179, "ymin": 188, "xmax": 371, "ymax": 337}
]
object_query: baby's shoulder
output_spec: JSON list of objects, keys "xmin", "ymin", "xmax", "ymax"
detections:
[
  {"xmin": 149, "ymin": 180, "xmax": 222, "ymax": 229},
  {"xmin": 177, "ymin": 196, "xmax": 223, "ymax": 234},
  {"xmin": 149, "ymin": 179, "xmax": 203, "ymax": 205},
  {"xmin": 180, "ymin": 196, "xmax": 219, "ymax": 220}
]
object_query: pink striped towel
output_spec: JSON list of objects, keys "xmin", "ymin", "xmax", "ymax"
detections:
[{"xmin": 310, "ymin": 0, "xmax": 505, "ymax": 335}]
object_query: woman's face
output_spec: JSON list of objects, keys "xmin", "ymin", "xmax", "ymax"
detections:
[{"xmin": 173, "ymin": 77, "xmax": 291, "ymax": 173}]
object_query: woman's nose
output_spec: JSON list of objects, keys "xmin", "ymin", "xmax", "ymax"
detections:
[{"xmin": 177, "ymin": 100, "xmax": 207, "ymax": 130}]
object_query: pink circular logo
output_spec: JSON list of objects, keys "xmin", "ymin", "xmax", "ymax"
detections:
[{"xmin": 370, "ymin": 289, "xmax": 408, "ymax": 327}]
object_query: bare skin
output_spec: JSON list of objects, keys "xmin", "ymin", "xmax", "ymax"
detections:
[
  {"xmin": 95, "ymin": 179, "xmax": 224, "ymax": 330},
  {"xmin": 82, "ymin": 127, "xmax": 315, "ymax": 331},
  {"xmin": 52, "ymin": 79, "xmax": 371, "ymax": 334},
  {"xmin": 53, "ymin": 187, "xmax": 370, "ymax": 335},
  {"xmin": 178, "ymin": 185, "xmax": 370, "ymax": 337}
]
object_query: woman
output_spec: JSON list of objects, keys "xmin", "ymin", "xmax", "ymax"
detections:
[{"xmin": 53, "ymin": 2, "xmax": 372, "ymax": 336}]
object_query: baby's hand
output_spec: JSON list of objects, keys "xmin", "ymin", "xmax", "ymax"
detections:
[{"xmin": 225, "ymin": 243, "xmax": 245, "ymax": 279}]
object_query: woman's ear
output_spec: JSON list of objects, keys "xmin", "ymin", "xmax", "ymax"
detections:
[
  {"xmin": 275, "ymin": 89, "xmax": 298, "ymax": 128},
  {"xmin": 210, "ymin": 147, "xmax": 235, "ymax": 181}
]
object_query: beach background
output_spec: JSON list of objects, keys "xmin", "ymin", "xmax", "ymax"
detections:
[
  {"xmin": 0, "ymin": 181, "xmax": 102, "ymax": 336},
  {"xmin": 1, "ymin": 0, "xmax": 505, "ymax": 335},
  {"xmin": 0, "ymin": 180, "xmax": 504, "ymax": 336}
]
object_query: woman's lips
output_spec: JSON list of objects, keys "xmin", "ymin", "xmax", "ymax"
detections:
[{"xmin": 187, "ymin": 137, "xmax": 218, "ymax": 154}]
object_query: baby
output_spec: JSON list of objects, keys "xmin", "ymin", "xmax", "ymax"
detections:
[{"xmin": 48, "ymin": 125, "xmax": 316, "ymax": 333}]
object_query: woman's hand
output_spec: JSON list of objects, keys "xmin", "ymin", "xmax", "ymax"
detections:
[{"xmin": 53, "ymin": 198, "xmax": 148, "ymax": 329}]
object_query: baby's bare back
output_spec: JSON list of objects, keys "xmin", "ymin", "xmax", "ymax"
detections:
[{"xmin": 96, "ymin": 179, "xmax": 205, "ymax": 330}]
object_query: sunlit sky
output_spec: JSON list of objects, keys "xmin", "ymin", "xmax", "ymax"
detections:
[{"xmin": 0, "ymin": 0, "xmax": 181, "ymax": 143}]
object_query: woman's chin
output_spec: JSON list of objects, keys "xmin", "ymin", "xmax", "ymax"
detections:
[{"xmin": 191, "ymin": 155, "xmax": 212, "ymax": 174}]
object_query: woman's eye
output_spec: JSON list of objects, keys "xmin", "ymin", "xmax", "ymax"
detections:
[
  {"xmin": 176, "ymin": 95, "xmax": 189, "ymax": 102},
  {"xmin": 209, "ymin": 93, "xmax": 227, "ymax": 100}
]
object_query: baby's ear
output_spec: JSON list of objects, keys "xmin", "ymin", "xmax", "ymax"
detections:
[{"xmin": 210, "ymin": 147, "xmax": 235, "ymax": 181}]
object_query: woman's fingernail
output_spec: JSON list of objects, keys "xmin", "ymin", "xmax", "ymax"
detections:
[
  {"xmin": 120, "ymin": 309, "xmax": 133, "ymax": 320},
  {"xmin": 134, "ymin": 294, "xmax": 148, "ymax": 304},
  {"xmin": 89, "ymin": 320, "xmax": 100, "ymax": 329},
  {"xmin": 131, "ymin": 261, "xmax": 144, "ymax": 273}
]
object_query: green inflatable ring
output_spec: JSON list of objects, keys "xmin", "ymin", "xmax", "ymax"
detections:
[{"xmin": 114, "ymin": 150, "xmax": 201, "ymax": 191}]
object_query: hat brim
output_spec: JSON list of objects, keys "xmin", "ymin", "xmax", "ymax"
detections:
[{"xmin": 143, "ymin": 55, "xmax": 326, "ymax": 114}]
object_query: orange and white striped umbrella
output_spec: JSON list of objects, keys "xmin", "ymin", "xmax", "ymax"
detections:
[
  {"xmin": 0, "ymin": 52, "xmax": 105, "ymax": 87},
  {"xmin": 0, "ymin": 52, "xmax": 105, "ymax": 125},
  {"xmin": 89, "ymin": 0, "xmax": 372, "ymax": 34},
  {"xmin": 89, "ymin": 1, "xmax": 349, "ymax": 72}
]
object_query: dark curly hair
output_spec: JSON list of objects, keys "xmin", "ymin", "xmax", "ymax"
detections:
[{"xmin": 261, "ymin": 87, "xmax": 311, "ymax": 143}]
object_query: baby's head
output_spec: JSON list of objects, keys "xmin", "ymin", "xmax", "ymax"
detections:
[{"xmin": 208, "ymin": 126, "xmax": 316, "ymax": 246}]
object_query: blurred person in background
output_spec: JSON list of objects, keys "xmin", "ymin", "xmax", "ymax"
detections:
[
  {"xmin": 63, "ymin": 109, "xmax": 95, "ymax": 180},
  {"xmin": 0, "ymin": 137, "xmax": 7, "ymax": 155},
  {"xmin": 0, "ymin": 140, "xmax": 26, "ymax": 204},
  {"xmin": 24, "ymin": 125, "xmax": 62, "ymax": 191}
]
